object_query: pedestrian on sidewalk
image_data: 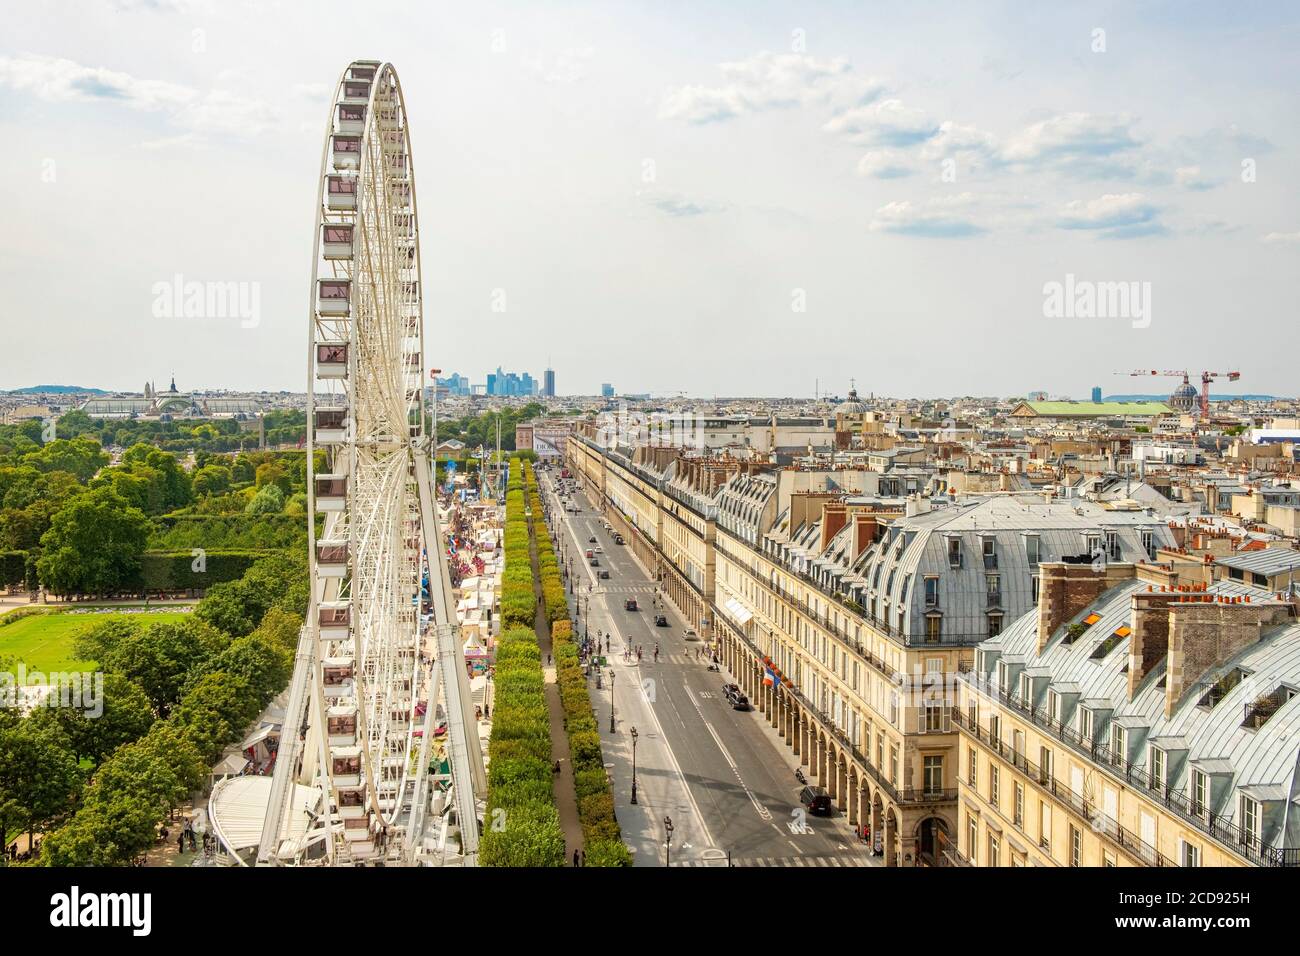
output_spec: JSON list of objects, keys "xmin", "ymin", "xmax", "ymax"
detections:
[{"xmin": 573, "ymin": 849, "xmax": 580, "ymax": 867}]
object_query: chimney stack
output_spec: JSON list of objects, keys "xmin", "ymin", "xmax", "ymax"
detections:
[
  {"xmin": 1164, "ymin": 600, "xmax": 1293, "ymax": 717},
  {"xmin": 1036, "ymin": 561, "xmax": 1133, "ymax": 653}
]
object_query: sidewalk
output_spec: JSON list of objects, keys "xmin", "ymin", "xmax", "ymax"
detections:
[{"xmin": 526, "ymin": 506, "xmax": 584, "ymax": 863}]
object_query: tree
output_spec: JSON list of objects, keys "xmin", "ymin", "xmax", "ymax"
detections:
[
  {"xmin": 36, "ymin": 487, "xmax": 151, "ymax": 595},
  {"xmin": 252, "ymin": 606, "xmax": 302, "ymax": 656},
  {"xmin": 230, "ymin": 455, "xmax": 256, "ymax": 484},
  {"xmin": 255, "ymin": 461, "xmax": 292, "ymax": 495},
  {"xmin": 192, "ymin": 464, "xmax": 233, "ymax": 498},
  {"xmin": 245, "ymin": 483, "xmax": 285, "ymax": 514},
  {"xmin": 121, "ymin": 444, "xmax": 191, "ymax": 510},
  {"xmin": 47, "ymin": 673, "xmax": 154, "ymax": 764},
  {"xmin": 172, "ymin": 672, "xmax": 261, "ymax": 761},
  {"xmin": 73, "ymin": 617, "xmax": 140, "ymax": 664},
  {"xmin": 0, "ymin": 716, "xmax": 81, "ymax": 854},
  {"xmin": 99, "ymin": 618, "xmax": 229, "ymax": 717},
  {"xmin": 205, "ymin": 635, "xmax": 290, "ymax": 710},
  {"xmin": 38, "ymin": 792, "xmax": 159, "ymax": 866},
  {"xmin": 22, "ymin": 436, "xmax": 109, "ymax": 483},
  {"xmin": 193, "ymin": 580, "xmax": 255, "ymax": 636}
]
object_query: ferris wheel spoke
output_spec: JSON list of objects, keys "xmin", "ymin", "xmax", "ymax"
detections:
[{"xmin": 304, "ymin": 59, "xmax": 429, "ymax": 863}]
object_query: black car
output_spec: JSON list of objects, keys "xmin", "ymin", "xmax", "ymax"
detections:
[
  {"xmin": 624, "ymin": 598, "xmax": 639, "ymax": 611},
  {"xmin": 799, "ymin": 785, "xmax": 833, "ymax": 817},
  {"xmin": 588, "ymin": 536, "xmax": 597, "ymax": 543},
  {"xmin": 598, "ymin": 570, "xmax": 610, "ymax": 580},
  {"xmin": 654, "ymin": 614, "xmax": 668, "ymax": 627},
  {"xmin": 722, "ymin": 683, "xmax": 749, "ymax": 710},
  {"xmin": 589, "ymin": 558, "xmax": 599, "ymax": 566}
]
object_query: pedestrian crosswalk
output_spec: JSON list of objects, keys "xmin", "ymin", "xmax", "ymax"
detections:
[
  {"xmin": 599, "ymin": 584, "xmax": 658, "ymax": 594},
  {"xmin": 672, "ymin": 854, "xmax": 873, "ymax": 868}
]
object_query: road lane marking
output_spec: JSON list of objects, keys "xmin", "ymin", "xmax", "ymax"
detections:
[{"xmin": 687, "ymin": 690, "xmax": 772, "ymax": 822}]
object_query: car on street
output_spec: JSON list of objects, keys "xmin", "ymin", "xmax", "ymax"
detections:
[
  {"xmin": 585, "ymin": 549, "xmax": 594, "ymax": 558},
  {"xmin": 683, "ymin": 629, "xmax": 698, "ymax": 641},
  {"xmin": 588, "ymin": 536, "xmax": 597, "ymax": 543},
  {"xmin": 613, "ymin": 534, "xmax": 624, "ymax": 544},
  {"xmin": 722, "ymin": 683, "xmax": 749, "ymax": 709},
  {"xmin": 598, "ymin": 570, "xmax": 610, "ymax": 579},
  {"xmin": 590, "ymin": 558, "xmax": 599, "ymax": 567},
  {"xmin": 799, "ymin": 785, "xmax": 833, "ymax": 817},
  {"xmin": 624, "ymin": 598, "xmax": 639, "ymax": 611},
  {"xmin": 654, "ymin": 614, "xmax": 668, "ymax": 627}
]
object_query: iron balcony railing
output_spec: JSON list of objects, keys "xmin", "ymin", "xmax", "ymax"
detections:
[
  {"xmin": 952, "ymin": 709, "xmax": 1174, "ymax": 867},
  {"xmin": 956, "ymin": 680, "xmax": 1300, "ymax": 868},
  {"xmin": 724, "ymin": 622, "xmax": 957, "ymax": 810}
]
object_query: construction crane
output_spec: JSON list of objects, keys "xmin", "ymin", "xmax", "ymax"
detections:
[{"xmin": 1118, "ymin": 369, "xmax": 1241, "ymax": 420}]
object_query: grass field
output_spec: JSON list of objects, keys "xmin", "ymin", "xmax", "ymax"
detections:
[{"xmin": 0, "ymin": 610, "xmax": 192, "ymax": 674}]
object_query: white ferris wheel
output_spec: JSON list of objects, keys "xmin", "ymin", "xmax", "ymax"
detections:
[{"xmin": 257, "ymin": 59, "xmax": 484, "ymax": 867}]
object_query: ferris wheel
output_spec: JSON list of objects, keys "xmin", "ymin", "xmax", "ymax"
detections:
[{"xmin": 288, "ymin": 59, "xmax": 482, "ymax": 864}]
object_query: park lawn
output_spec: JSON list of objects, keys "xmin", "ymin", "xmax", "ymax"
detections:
[{"xmin": 0, "ymin": 611, "xmax": 191, "ymax": 674}]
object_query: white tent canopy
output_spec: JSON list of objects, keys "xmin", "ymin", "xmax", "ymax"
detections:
[{"xmin": 208, "ymin": 775, "xmax": 321, "ymax": 863}]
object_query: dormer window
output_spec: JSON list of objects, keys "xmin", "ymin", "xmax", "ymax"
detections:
[
  {"xmin": 1091, "ymin": 625, "xmax": 1130, "ymax": 660},
  {"xmin": 1238, "ymin": 795, "xmax": 1261, "ymax": 850},
  {"xmin": 1199, "ymin": 667, "xmax": 1248, "ymax": 709},
  {"xmin": 1106, "ymin": 530, "xmax": 1120, "ymax": 561},
  {"xmin": 1024, "ymin": 534, "xmax": 1041, "ymax": 566},
  {"xmin": 1191, "ymin": 769, "xmax": 1208, "ymax": 817},
  {"xmin": 1017, "ymin": 672, "xmax": 1032, "ymax": 706},
  {"xmin": 1149, "ymin": 745, "xmax": 1166, "ymax": 791},
  {"xmin": 1047, "ymin": 689, "xmax": 1060, "ymax": 724},
  {"xmin": 1242, "ymin": 686, "xmax": 1297, "ymax": 730},
  {"xmin": 923, "ymin": 575, "xmax": 940, "ymax": 608},
  {"xmin": 1109, "ymin": 725, "xmax": 1126, "ymax": 767},
  {"xmin": 982, "ymin": 536, "xmax": 998, "ymax": 570},
  {"xmin": 947, "ymin": 536, "xmax": 962, "ymax": 569},
  {"xmin": 1079, "ymin": 707, "xmax": 1094, "ymax": 741}
]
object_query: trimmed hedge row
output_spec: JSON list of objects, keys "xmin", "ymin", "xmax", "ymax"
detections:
[
  {"xmin": 525, "ymin": 462, "xmax": 631, "ymax": 867},
  {"xmin": 137, "ymin": 549, "xmax": 279, "ymax": 592},
  {"xmin": 481, "ymin": 457, "xmax": 566, "ymax": 867},
  {"xmin": 0, "ymin": 549, "xmax": 32, "ymax": 588}
]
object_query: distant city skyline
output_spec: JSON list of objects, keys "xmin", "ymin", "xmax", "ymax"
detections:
[{"xmin": 1, "ymin": 2, "xmax": 1297, "ymax": 397}]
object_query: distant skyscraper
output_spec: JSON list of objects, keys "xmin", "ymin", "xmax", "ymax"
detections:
[
  {"xmin": 1091, "ymin": 385, "xmax": 1103, "ymax": 403},
  {"xmin": 601, "ymin": 383, "xmax": 614, "ymax": 398},
  {"xmin": 543, "ymin": 368, "xmax": 555, "ymax": 398}
]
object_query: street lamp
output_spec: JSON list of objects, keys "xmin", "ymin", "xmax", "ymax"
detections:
[
  {"xmin": 664, "ymin": 815, "xmax": 674, "ymax": 867},
  {"xmin": 609, "ymin": 669, "xmax": 616, "ymax": 734},
  {"xmin": 630, "ymin": 725, "xmax": 638, "ymax": 805}
]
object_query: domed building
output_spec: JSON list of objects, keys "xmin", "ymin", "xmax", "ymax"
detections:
[
  {"xmin": 836, "ymin": 386, "xmax": 867, "ymax": 415},
  {"xmin": 1169, "ymin": 376, "xmax": 1199, "ymax": 414}
]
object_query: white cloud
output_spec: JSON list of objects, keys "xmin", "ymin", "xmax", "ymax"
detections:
[
  {"xmin": 856, "ymin": 150, "xmax": 915, "ymax": 179},
  {"xmin": 1057, "ymin": 193, "xmax": 1164, "ymax": 238},
  {"xmin": 919, "ymin": 120, "xmax": 1000, "ymax": 166},
  {"xmin": 0, "ymin": 53, "xmax": 277, "ymax": 140},
  {"xmin": 823, "ymin": 98, "xmax": 937, "ymax": 147},
  {"xmin": 638, "ymin": 190, "xmax": 726, "ymax": 218},
  {"xmin": 659, "ymin": 52, "xmax": 875, "ymax": 123},
  {"xmin": 1002, "ymin": 112, "xmax": 1143, "ymax": 179},
  {"xmin": 869, "ymin": 192, "xmax": 990, "ymax": 238},
  {"xmin": 0, "ymin": 53, "xmax": 194, "ymax": 111},
  {"xmin": 1174, "ymin": 165, "xmax": 1216, "ymax": 190},
  {"xmin": 1261, "ymin": 231, "xmax": 1300, "ymax": 244}
]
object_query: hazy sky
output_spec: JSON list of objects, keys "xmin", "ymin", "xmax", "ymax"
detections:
[{"xmin": 2, "ymin": 0, "xmax": 1297, "ymax": 398}]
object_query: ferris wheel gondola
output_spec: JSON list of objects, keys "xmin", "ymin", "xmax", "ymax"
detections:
[{"xmin": 304, "ymin": 59, "xmax": 433, "ymax": 863}]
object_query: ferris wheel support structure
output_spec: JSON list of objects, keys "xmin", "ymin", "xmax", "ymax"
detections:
[{"xmin": 258, "ymin": 59, "xmax": 483, "ymax": 866}]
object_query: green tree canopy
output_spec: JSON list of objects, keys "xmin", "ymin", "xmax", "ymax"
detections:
[{"xmin": 36, "ymin": 487, "xmax": 151, "ymax": 595}]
